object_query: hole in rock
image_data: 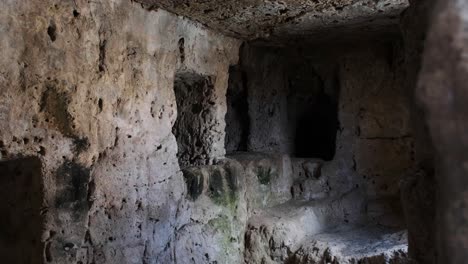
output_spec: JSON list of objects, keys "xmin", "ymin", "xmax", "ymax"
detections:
[
  {"xmin": 47, "ymin": 22, "xmax": 57, "ymax": 42},
  {"xmin": 172, "ymin": 72, "xmax": 216, "ymax": 168},
  {"xmin": 0, "ymin": 157, "xmax": 44, "ymax": 263}
]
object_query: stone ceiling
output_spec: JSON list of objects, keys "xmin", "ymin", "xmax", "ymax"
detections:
[{"xmin": 136, "ymin": 0, "xmax": 410, "ymax": 42}]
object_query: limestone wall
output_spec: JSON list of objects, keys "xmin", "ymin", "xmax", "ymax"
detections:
[
  {"xmin": 418, "ymin": 0, "xmax": 468, "ymax": 262},
  {"xmin": 234, "ymin": 41, "xmax": 424, "ymax": 205},
  {"xmin": 0, "ymin": 0, "xmax": 442, "ymax": 263},
  {"xmin": 0, "ymin": 0, "xmax": 240, "ymax": 263}
]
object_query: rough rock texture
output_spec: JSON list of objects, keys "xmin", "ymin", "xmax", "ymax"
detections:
[
  {"xmin": 231, "ymin": 153, "xmax": 294, "ymax": 209},
  {"xmin": 244, "ymin": 192, "xmax": 367, "ymax": 263},
  {"xmin": 179, "ymin": 153, "xmax": 409, "ymax": 264},
  {"xmin": 177, "ymin": 159, "xmax": 248, "ymax": 263},
  {"xmin": 221, "ymin": 39, "xmax": 430, "ymax": 263},
  {"xmin": 288, "ymin": 226, "xmax": 409, "ymax": 264},
  {"xmin": 399, "ymin": 0, "xmax": 437, "ymax": 262},
  {"xmin": 268, "ymin": 0, "xmax": 409, "ymax": 43},
  {"xmin": 239, "ymin": 46, "xmax": 293, "ymax": 154},
  {"xmin": 0, "ymin": 0, "xmax": 441, "ymax": 263},
  {"xmin": 232, "ymin": 41, "xmax": 421, "ymax": 203},
  {"xmin": 172, "ymin": 72, "xmax": 217, "ymax": 167},
  {"xmin": 0, "ymin": 0, "xmax": 240, "ymax": 263},
  {"xmin": 136, "ymin": 0, "xmax": 409, "ymax": 41},
  {"xmin": 224, "ymin": 34, "xmax": 440, "ymax": 262},
  {"xmin": 417, "ymin": 0, "xmax": 468, "ymax": 262}
]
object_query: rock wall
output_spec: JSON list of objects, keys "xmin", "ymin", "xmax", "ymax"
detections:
[
  {"xmin": 135, "ymin": 0, "xmax": 409, "ymax": 41},
  {"xmin": 224, "ymin": 40, "xmax": 435, "ymax": 262},
  {"xmin": 233, "ymin": 41, "xmax": 424, "ymax": 209},
  {"xmin": 335, "ymin": 43, "xmax": 414, "ymax": 203},
  {"xmin": 0, "ymin": 0, "xmax": 240, "ymax": 263},
  {"xmin": 240, "ymin": 45, "xmax": 294, "ymax": 154},
  {"xmin": 418, "ymin": 0, "xmax": 468, "ymax": 262},
  {"xmin": 399, "ymin": 0, "xmax": 437, "ymax": 262},
  {"xmin": 0, "ymin": 0, "xmax": 442, "ymax": 263}
]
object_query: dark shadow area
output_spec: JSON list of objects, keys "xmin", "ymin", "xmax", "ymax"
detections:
[
  {"xmin": 173, "ymin": 72, "xmax": 215, "ymax": 168},
  {"xmin": 225, "ymin": 65, "xmax": 249, "ymax": 153},
  {"xmin": 294, "ymin": 90, "xmax": 338, "ymax": 160},
  {"xmin": 288, "ymin": 65, "xmax": 339, "ymax": 161},
  {"xmin": 0, "ymin": 157, "xmax": 44, "ymax": 264}
]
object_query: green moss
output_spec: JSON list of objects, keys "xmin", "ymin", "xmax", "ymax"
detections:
[
  {"xmin": 208, "ymin": 215, "xmax": 230, "ymax": 233},
  {"xmin": 224, "ymin": 164, "xmax": 238, "ymax": 195},
  {"xmin": 208, "ymin": 168, "xmax": 225, "ymax": 204},
  {"xmin": 207, "ymin": 216, "xmax": 239, "ymax": 261},
  {"xmin": 208, "ymin": 166, "xmax": 238, "ymax": 211},
  {"xmin": 256, "ymin": 166, "xmax": 277, "ymax": 185}
]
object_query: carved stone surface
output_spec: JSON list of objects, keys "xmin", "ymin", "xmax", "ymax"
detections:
[
  {"xmin": 0, "ymin": 0, "xmax": 449, "ymax": 263},
  {"xmin": 136, "ymin": 0, "xmax": 409, "ymax": 41}
]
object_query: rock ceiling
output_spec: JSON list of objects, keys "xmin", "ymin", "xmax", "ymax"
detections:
[{"xmin": 136, "ymin": 0, "xmax": 410, "ymax": 41}]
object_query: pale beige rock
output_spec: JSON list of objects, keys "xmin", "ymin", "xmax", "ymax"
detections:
[{"xmin": 0, "ymin": 0, "xmax": 240, "ymax": 263}]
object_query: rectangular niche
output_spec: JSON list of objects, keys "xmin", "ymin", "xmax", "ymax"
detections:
[
  {"xmin": 172, "ymin": 72, "xmax": 216, "ymax": 168},
  {"xmin": 287, "ymin": 65, "xmax": 340, "ymax": 161},
  {"xmin": 230, "ymin": 45, "xmax": 341, "ymax": 159},
  {"xmin": 225, "ymin": 65, "xmax": 249, "ymax": 153},
  {"xmin": 0, "ymin": 157, "xmax": 44, "ymax": 263}
]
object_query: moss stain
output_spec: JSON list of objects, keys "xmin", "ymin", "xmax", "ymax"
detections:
[
  {"xmin": 256, "ymin": 165, "xmax": 277, "ymax": 185},
  {"xmin": 208, "ymin": 166, "xmax": 238, "ymax": 212}
]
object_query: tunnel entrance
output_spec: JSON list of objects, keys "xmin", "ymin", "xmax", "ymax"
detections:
[
  {"xmin": 0, "ymin": 157, "xmax": 44, "ymax": 263},
  {"xmin": 172, "ymin": 72, "xmax": 216, "ymax": 168}
]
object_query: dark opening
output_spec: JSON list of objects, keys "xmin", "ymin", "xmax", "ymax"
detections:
[
  {"xmin": 288, "ymin": 66, "xmax": 339, "ymax": 161},
  {"xmin": 172, "ymin": 72, "xmax": 215, "ymax": 168},
  {"xmin": 294, "ymin": 90, "xmax": 338, "ymax": 160},
  {"xmin": 47, "ymin": 21, "xmax": 57, "ymax": 42},
  {"xmin": 225, "ymin": 65, "xmax": 249, "ymax": 153},
  {"xmin": 0, "ymin": 157, "xmax": 44, "ymax": 263}
]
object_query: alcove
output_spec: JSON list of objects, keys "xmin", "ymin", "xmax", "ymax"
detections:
[{"xmin": 172, "ymin": 72, "xmax": 216, "ymax": 168}]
